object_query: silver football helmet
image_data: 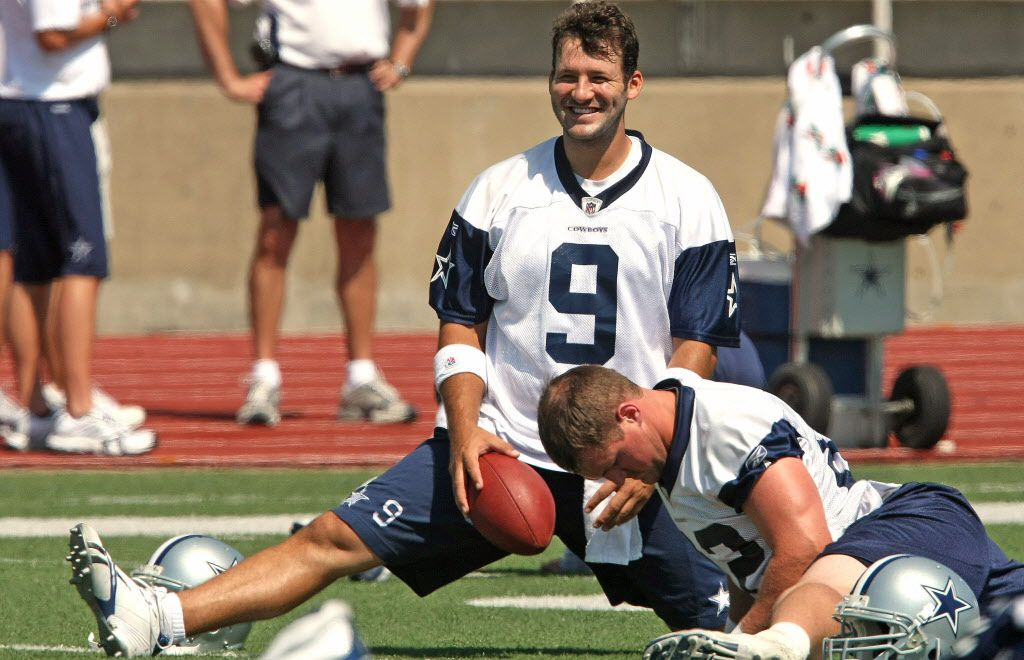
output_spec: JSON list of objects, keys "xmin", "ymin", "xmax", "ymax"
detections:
[
  {"xmin": 132, "ymin": 534, "xmax": 253, "ymax": 654},
  {"xmin": 825, "ymin": 554, "xmax": 980, "ymax": 659}
]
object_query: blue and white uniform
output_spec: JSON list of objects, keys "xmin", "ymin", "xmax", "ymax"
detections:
[
  {"xmin": 0, "ymin": 0, "xmax": 111, "ymax": 281},
  {"xmin": 654, "ymin": 369, "xmax": 1024, "ymax": 605},
  {"xmin": 430, "ymin": 130, "xmax": 740, "ymax": 469},
  {"xmin": 334, "ymin": 132, "xmax": 740, "ymax": 629}
]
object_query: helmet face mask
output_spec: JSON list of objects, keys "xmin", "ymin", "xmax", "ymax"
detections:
[
  {"xmin": 131, "ymin": 534, "xmax": 253, "ymax": 654},
  {"xmin": 824, "ymin": 555, "xmax": 979, "ymax": 660}
]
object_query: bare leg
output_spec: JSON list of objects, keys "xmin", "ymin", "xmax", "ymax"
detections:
[
  {"xmin": 43, "ymin": 279, "xmax": 64, "ymax": 389},
  {"xmin": 56, "ymin": 276, "xmax": 99, "ymax": 417},
  {"xmin": 771, "ymin": 554, "xmax": 868, "ymax": 660},
  {"xmin": 179, "ymin": 512, "xmax": 379, "ymax": 634},
  {"xmin": 333, "ymin": 216, "xmax": 377, "ymax": 362},
  {"xmin": 7, "ymin": 283, "xmax": 43, "ymax": 408},
  {"xmin": 0, "ymin": 251, "xmax": 11, "ymax": 347},
  {"xmin": 248, "ymin": 205, "xmax": 298, "ymax": 362}
]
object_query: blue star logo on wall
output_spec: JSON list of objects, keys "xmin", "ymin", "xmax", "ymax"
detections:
[
  {"xmin": 923, "ymin": 578, "xmax": 974, "ymax": 634},
  {"xmin": 851, "ymin": 253, "xmax": 890, "ymax": 298},
  {"xmin": 431, "ymin": 249, "xmax": 455, "ymax": 289}
]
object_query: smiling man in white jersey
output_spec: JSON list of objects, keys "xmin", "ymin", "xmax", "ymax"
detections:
[{"xmin": 66, "ymin": 4, "xmax": 742, "ymax": 655}]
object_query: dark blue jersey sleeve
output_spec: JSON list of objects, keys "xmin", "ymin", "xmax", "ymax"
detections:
[
  {"xmin": 717, "ymin": 418, "xmax": 805, "ymax": 513},
  {"xmin": 668, "ymin": 239, "xmax": 742, "ymax": 347},
  {"xmin": 428, "ymin": 210, "xmax": 495, "ymax": 325}
]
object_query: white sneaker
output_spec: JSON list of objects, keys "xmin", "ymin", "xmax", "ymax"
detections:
[
  {"xmin": 48, "ymin": 410, "xmax": 157, "ymax": 456},
  {"xmin": 0, "ymin": 390, "xmax": 29, "ymax": 450},
  {"xmin": 643, "ymin": 629, "xmax": 803, "ymax": 660},
  {"xmin": 237, "ymin": 377, "xmax": 281, "ymax": 426},
  {"xmin": 68, "ymin": 523, "xmax": 171, "ymax": 657},
  {"xmin": 338, "ymin": 376, "xmax": 416, "ymax": 424},
  {"xmin": 2, "ymin": 410, "xmax": 55, "ymax": 452},
  {"xmin": 43, "ymin": 383, "xmax": 147, "ymax": 429}
]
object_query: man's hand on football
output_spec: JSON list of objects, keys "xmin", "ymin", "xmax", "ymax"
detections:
[
  {"xmin": 586, "ymin": 478, "xmax": 655, "ymax": 531},
  {"xmin": 448, "ymin": 427, "xmax": 519, "ymax": 516}
]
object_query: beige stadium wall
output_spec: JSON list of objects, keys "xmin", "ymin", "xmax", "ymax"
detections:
[{"xmin": 98, "ymin": 77, "xmax": 1024, "ymax": 334}]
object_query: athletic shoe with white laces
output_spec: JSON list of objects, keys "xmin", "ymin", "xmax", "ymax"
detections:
[
  {"xmin": 1, "ymin": 410, "xmax": 56, "ymax": 452},
  {"xmin": 338, "ymin": 376, "xmax": 416, "ymax": 423},
  {"xmin": 0, "ymin": 389, "xmax": 29, "ymax": 450},
  {"xmin": 237, "ymin": 377, "xmax": 281, "ymax": 426},
  {"xmin": 48, "ymin": 410, "xmax": 157, "ymax": 456},
  {"xmin": 43, "ymin": 383, "xmax": 147, "ymax": 429},
  {"xmin": 643, "ymin": 629, "xmax": 803, "ymax": 660},
  {"xmin": 68, "ymin": 523, "xmax": 171, "ymax": 657}
]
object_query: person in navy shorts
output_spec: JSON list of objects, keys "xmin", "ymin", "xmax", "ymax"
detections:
[{"xmin": 0, "ymin": 0, "xmax": 155, "ymax": 455}]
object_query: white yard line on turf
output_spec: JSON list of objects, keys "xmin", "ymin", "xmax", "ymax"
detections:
[
  {"xmin": 0, "ymin": 644, "xmax": 93, "ymax": 654},
  {"xmin": 0, "ymin": 502, "xmax": 1022, "ymax": 538},
  {"xmin": 0, "ymin": 514, "xmax": 320, "ymax": 537},
  {"xmin": 467, "ymin": 594, "xmax": 647, "ymax": 612}
]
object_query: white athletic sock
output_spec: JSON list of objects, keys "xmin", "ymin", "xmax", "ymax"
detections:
[
  {"xmin": 160, "ymin": 591, "xmax": 187, "ymax": 644},
  {"xmin": 760, "ymin": 622, "xmax": 811, "ymax": 659},
  {"xmin": 346, "ymin": 360, "xmax": 377, "ymax": 389},
  {"xmin": 252, "ymin": 359, "xmax": 281, "ymax": 387}
]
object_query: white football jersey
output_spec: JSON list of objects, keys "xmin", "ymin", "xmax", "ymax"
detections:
[
  {"xmin": 429, "ymin": 132, "xmax": 741, "ymax": 471},
  {"xmin": 653, "ymin": 369, "xmax": 898, "ymax": 595}
]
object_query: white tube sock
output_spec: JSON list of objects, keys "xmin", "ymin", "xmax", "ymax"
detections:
[
  {"xmin": 762, "ymin": 622, "xmax": 811, "ymax": 659},
  {"xmin": 252, "ymin": 359, "xmax": 281, "ymax": 387},
  {"xmin": 159, "ymin": 591, "xmax": 187, "ymax": 644}
]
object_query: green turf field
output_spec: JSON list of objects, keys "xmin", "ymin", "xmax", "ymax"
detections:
[{"xmin": 1, "ymin": 462, "xmax": 1022, "ymax": 659}]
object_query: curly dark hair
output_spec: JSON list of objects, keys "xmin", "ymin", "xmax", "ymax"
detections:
[{"xmin": 550, "ymin": 1, "xmax": 639, "ymax": 77}]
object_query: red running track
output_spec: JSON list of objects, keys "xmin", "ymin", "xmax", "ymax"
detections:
[{"xmin": 1, "ymin": 326, "xmax": 1022, "ymax": 469}]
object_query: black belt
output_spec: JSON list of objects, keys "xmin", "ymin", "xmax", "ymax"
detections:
[{"xmin": 280, "ymin": 60, "xmax": 373, "ymax": 77}]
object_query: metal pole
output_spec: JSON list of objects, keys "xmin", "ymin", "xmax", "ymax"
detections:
[{"xmin": 873, "ymin": 0, "xmax": 893, "ymax": 58}]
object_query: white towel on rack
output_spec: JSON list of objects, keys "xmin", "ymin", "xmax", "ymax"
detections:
[
  {"xmin": 581, "ymin": 478, "xmax": 643, "ymax": 565},
  {"xmin": 760, "ymin": 102, "xmax": 794, "ymax": 220},
  {"xmin": 761, "ymin": 47, "xmax": 852, "ymax": 244}
]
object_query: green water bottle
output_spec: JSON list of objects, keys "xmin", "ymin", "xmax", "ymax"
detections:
[{"xmin": 853, "ymin": 124, "xmax": 931, "ymax": 147}]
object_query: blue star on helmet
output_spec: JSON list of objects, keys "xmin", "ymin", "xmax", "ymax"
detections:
[
  {"xmin": 431, "ymin": 249, "xmax": 456, "ymax": 289},
  {"xmin": 923, "ymin": 577, "xmax": 974, "ymax": 634},
  {"xmin": 206, "ymin": 556, "xmax": 238, "ymax": 576}
]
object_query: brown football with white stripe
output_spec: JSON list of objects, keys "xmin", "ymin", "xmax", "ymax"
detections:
[{"xmin": 467, "ymin": 452, "xmax": 556, "ymax": 555}]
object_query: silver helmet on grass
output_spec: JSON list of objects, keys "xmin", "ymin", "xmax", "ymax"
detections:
[
  {"xmin": 825, "ymin": 554, "xmax": 980, "ymax": 659},
  {"xmin": 132, "ymin": 534, "xmax": 252, "ymax": 654}
]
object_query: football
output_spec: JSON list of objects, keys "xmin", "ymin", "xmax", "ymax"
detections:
[{"xmin": 467, "ymin": 452, "xmax": 556, "ymax": 555}]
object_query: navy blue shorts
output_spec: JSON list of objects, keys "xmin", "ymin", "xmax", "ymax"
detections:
[
  {"xmin": 0, "ymin": 149, "xmax": 13, "ymax": 251},
  {"xmin": 255, "ymin": 63, "xmax": 390, "ymax": 221},
  {"xmin": 333, "ymin": 429, "xmax": 728, "ymax": 630},
  {"xmin": 0, "ymin": 97, "xmax": 108, "ymax": 282},
  {"xmin": 821, "ymin": 482, "xmax": 1024, "ymax": 606}
]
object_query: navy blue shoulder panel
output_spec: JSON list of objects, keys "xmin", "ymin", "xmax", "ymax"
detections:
[
  {"xmin": 428, "ymin": 210, "xmax": 495, "ymax": 325},
  {"xmin": 718, "ymin": 418, "xmax": 805, "ymax": 513},
  {"xmin": 670, "ymin": 239, "xmax": 741, "ymax": 347},
  {"xmin": 654, "ymin": 380, "xmax": 695, "ymax": 493}
]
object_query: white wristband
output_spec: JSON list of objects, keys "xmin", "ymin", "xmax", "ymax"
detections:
[{"xmin": 434, "ymin": 344, "xmax": 487, "ymax": 392}]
